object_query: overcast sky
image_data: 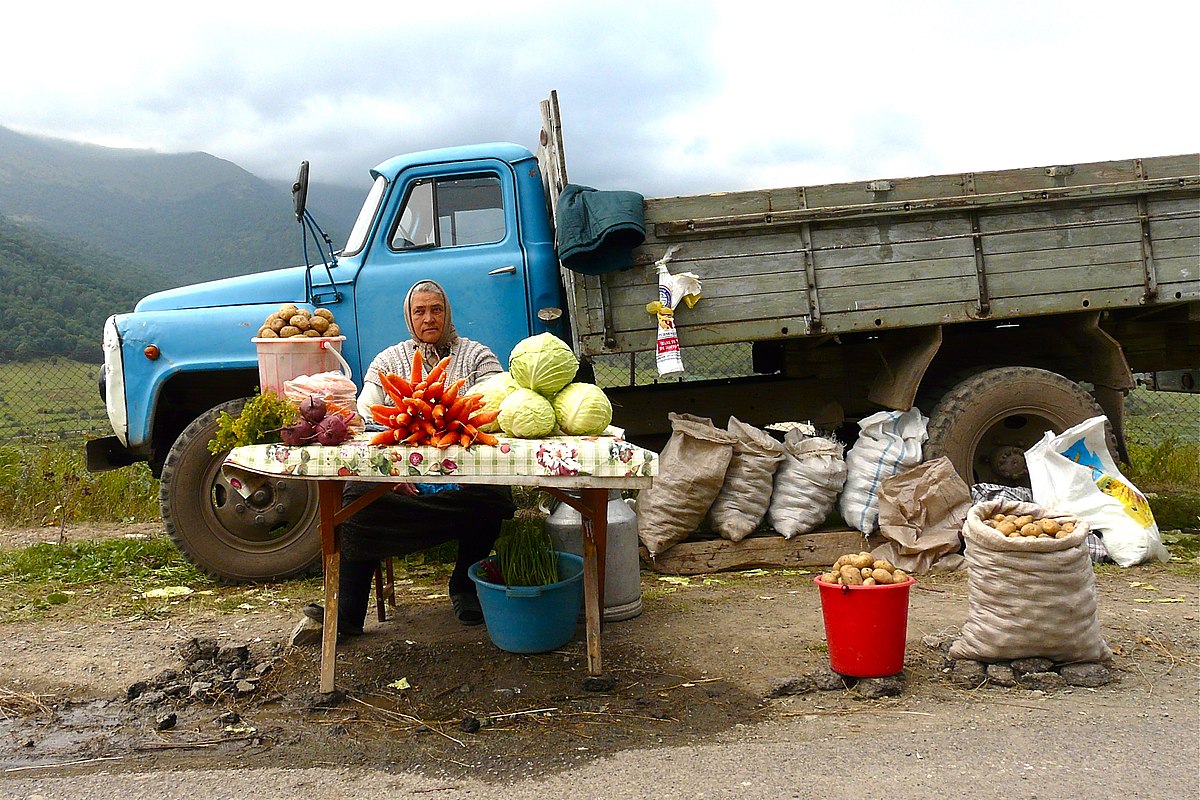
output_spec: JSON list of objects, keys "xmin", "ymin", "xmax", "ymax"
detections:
[{"xmin": 3, "ymin": 1, "xmax": 1196, "ymax": 198}]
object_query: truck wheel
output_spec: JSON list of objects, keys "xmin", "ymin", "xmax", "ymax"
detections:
[
  {"xmin": 924, "ymin": 367, "xmax": 1110, "ymax": 487},
  {"xmin": 159, "ymin": 398, "xmax": 321, "ymax": 583}
]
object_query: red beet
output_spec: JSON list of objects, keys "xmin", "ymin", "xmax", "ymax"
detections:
[
  {"xmin": 280, "ymin": 419, "xmax": 316, "ymax": 446},
  {"xmin": 299, "ymin": 395, "xmax": 327, "ymax": 423},
  {"xmin": 315, "ymin": 414, "xmax": 349, "ymax": 445}
]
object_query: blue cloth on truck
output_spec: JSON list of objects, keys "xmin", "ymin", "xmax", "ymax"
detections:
[{"xmin": 555, "ymin": 183, "xmax": 646, "ymax": 275}]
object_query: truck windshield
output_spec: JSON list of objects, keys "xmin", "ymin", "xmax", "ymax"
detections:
[{"xmin": 343, "ymin": 175, "xmax": 387, "ymax": 257}]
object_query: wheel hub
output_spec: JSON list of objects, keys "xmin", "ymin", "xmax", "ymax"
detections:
[{"xmin": 989, "ymin": 445, "xmax": 1029, "ymax": 481}]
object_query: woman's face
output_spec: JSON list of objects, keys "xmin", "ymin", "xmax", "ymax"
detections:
[{"xmin": 409, "ymin": 290, "xmax": 446, "ymax": 344}]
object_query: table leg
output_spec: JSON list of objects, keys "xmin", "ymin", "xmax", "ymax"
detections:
[
  {"xmin": 318, "ymin": 480, "xmax": 343, "ymax": 694},
  {"xmin": 580, "ymin": 488, "xmax": 608, "ymax": 677}
]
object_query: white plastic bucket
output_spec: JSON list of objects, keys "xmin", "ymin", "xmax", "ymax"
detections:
[{"xmin": 252, "ymin": 336, "xmax": 350, "ymax": 396}]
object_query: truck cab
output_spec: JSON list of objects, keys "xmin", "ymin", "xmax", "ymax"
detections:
[{"xmin": 89, "ymin": 142, "xmax": 565, "ymax": 583}]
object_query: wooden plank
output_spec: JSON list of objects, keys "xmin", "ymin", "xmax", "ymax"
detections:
[
  {"xmin": 819, "ymin": 273, "xmax": 978, "ymax": 314},
  {"xmin": 980, "ymin": 220, "xmax": 1141, "ymax": 256},
  {"xmin": 988, "ymin": 261, "xmax": 1144, "ymax": 299},
  {"xmin": 813, "ymin": 255, "xmax": 976, "ymax": 290},
  {"xmin": 984, "ymin": 241, "xmax": 1144, "ymax": 274},
  {"xmin": 640, "ymin": 528, "xmax": 879, "ymax": 575}
]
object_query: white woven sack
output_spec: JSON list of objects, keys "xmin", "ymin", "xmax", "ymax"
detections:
[
  {"xmin": 766, "ymin": 433, "xmax": 847, "ymax": 538},
  {"xmin": 949, "ymin": 500, "xmax": 1111, "ymax": 664},
  {"xmin": 1026, "ymin": 415, "xmax": 1167, "ymax": 567},
  {"xmin": 838, "ymin": 408, "xmax": 927, "ymax": 534},
  {"xmin": 707, "ymin": 417, "xmax": 786, "ymax": 542}
]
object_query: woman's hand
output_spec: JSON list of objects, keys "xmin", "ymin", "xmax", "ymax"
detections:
[{"xmin": 392, "ymin": 483, "xmax": 419, "ymax": 496}]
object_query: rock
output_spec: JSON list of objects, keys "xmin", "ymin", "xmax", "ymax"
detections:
[
  {"xmin": 252, "ymin": 662, "xmax": 273, "ymax": 678},
  {"xmin": 216, "ymin": 645, "xmax": 249, "ymax": 666},
  {"xmin": 853, "ymin": 673, "xmax": 905, "ymax": 699},
  {"xmin": 133, "ymin": 690, "xmax": 167, "ymax": 707},
  {"xmin": 155, "ymin": 712, "xmax": 177, "ymax": 731},
  {"xmin": 309, "ymin": 690, "xmax": 346, "ymax": 708},
  {"xmin": 233, "ymin": 680, "xmax": 257, "ymax": 697},
  {"xmin": 1060, "ymin": 663, "xmax": 1112, "ymax": 687},
  {"xmin": 459, "ymin": 715, "xmax": 481, "ymax": 733},
  {"xmin": 125, "ymin": 680, "xmax": 149, "ymax": 701},
  {"xmin": 582, "ymin": 674, "xmax": 616, "ymax": 692},
  {"xmin": 986, "ymin": 664, "xmax": 1018, "ymax": 687},
  {"xmin": 950, "ymin": 659, "xmax": 988, "ymax": 689},
  {"xmin": 1010, "ymin": 657, "xmax": 1055, "ymax": 675},
  {"xmin": 230, "ymin": 667, "xmax": 247, "ymax": 682},
  {"xmin": 1019, "ymin": 671, "xmax": 1066, "ymax": 691},
  {"xmin": 922, "ymin": 633, "xmax": 953, "ymax": 653},
  {"xmin": 290, "ymin": 617, "xmax": 323, "ymax": 647},
  {"xmin": 152, "ymin": 669, "xmax": 179, "ymax": 688},
  {"xmin": 162, "ymin": 683, "xmax": 190, "ymax": 698},
  {"xmin": 812, "ymin": 666, "xmax": 854, "ymax": 692},
  {"xmin": 189, "ymin": 681, "xmax": 214, "ymax": 699},
  {"xmin": 178, "ymin": 637, "xmax": 219, "ymax": 664},
  {"xmin": 767, "ymin": 677, "xmax": 815, "ymax": 698},
  {"xmin": 218, "ymin": 711, "xmax": 241, "ymax": 724},
  {"xmin": 188, "ymin": 659, "xmax": 212, "ymax": 675}
]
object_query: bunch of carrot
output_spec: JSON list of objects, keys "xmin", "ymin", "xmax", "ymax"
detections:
[{"xmin": 367, "ymin": 349, "xmax": 501, "ymax": 448}]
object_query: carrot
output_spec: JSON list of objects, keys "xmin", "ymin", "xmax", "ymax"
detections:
[
  {"xmin": 410, "ymin": 348, "xmax": 424, "ymax": 385},
  {"xmin": 431, "ymin": 403, "xmax": 446, "ymax": 422},
  {"xmin": 370, "ymin": 428, "xmax": 401, "ymax": 446},
  {"xmin": 424, "ymin": 381, "xmax": 444, "ymax": 404},
  {"xmin": 435, "ymin": 430, "xmax": 459, "ymax": 448},
  {"xmin": 424, "ymin": 356, "xmax": 451, "ymax": 387},
  {"xmin": 379, "ymin": 374, "xmax": 409, "ymax": 407},
  {"xmin": 402, "ymin": 429, "xmax": 425, "ymax": 445},
  {"xmin": 371, "ymin": 408, "xmax": 397, "ymax": 426},
  {"xmin": 474, "ymin": 432, "xmax": 499, "ymax": 447},
  {"xmin": 388, "ymin": 373, "xmax": 414, "ymax": 397},
  {"xmin": 445, "ymin": 397, "xmax": 469, "ymax": 422},
  {"xmin": 459, "ymin": 432, "xmax": 471, "ymax": 448},
  {"xmin": 422, "ymin": 419, "xmax": 437, "ymax": 437},
  {"xmin": 441, "ymin": 378, "xmax": 467, "ymax": 406},
  {"xmin": 468, "ymin": 408, "xmax": 500, "ymax": 427},
  {"xmin": 408, "ymin": 397, "xmax": 433, "ymax": 418}
]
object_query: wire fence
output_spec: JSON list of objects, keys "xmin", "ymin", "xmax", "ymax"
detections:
[{"xmin": 1, "ymin": 353, "xmax": 1196, "ymax": 451}]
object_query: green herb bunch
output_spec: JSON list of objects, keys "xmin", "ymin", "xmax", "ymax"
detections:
[
  {"xmin": 207, "ymin": 392, "xmax": 299, "ymax": 453},
  {"xmin": 494, "ymin": 519, "xmax": 559, "ymax": 586}
]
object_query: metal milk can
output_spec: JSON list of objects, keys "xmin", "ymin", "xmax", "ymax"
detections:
[{"xmin": 541, "ymin": 490, "xmax": 643, "ymax": 621}]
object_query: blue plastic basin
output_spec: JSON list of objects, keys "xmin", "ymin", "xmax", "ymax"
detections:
[{"xmin": 469, "ymin": 552, "xmax": 585, "ymax": 654}]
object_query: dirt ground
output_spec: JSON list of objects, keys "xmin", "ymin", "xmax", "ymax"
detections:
[{"xmin": 0, "ymin": 523, "xmax": 1197, "ymax": 786}]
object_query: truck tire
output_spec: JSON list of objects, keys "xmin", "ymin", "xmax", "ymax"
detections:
[
  {"xmin": 924, "ymin": 367, "xmax": 1110, "ymax": 487},
  {"xmin": 159, "ymin": 398, "xmax": 321, "ymax": 583}
]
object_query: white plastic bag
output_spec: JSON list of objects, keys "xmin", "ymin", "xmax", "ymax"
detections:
[
  {"xmin": 838, "ymin": 408, "xmax": 927, "ymax": 534},
  {"xmin": 766, "ymin": 432, "xmax": 847, "ymax": 538},
  {"xmin": 1025, "ymin": 415, "xmax": 1167, "ymax": 567}
]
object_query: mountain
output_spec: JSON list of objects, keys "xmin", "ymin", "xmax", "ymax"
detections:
[
  {"xmin": 0, "ymin": 125, "xmax": 366, "ymax": 287},
  {"xmin": 0, "ymin": 216, "xmax": 173, "ymax": 362}
]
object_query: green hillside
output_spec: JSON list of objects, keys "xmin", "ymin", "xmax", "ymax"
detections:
[
  {"xmin": 0, "ymin": 217, "xmax": 168, "ymax": 362},
  {"xmin": 0, "ymin": 125, "xmax": 364, "ymax": 287}
]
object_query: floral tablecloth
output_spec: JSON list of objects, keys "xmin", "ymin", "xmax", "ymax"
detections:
[{"xmin": 222, "ymin": 433, "xmax": 656, "ymax": 488}]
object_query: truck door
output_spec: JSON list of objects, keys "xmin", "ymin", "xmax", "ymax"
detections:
[{"xmin": 353, "ymin": 162, "xmax": 530, "ymax": 370}]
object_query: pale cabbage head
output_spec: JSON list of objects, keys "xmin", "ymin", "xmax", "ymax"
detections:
[
  {"xmin": 508, "ymin": 333, "xmax": 578, "ymax": 395},
  {"xmin": 551, "ymin": 383, "xmax": 612, "ymax": 435},
  {"xmin": 498, "ymin": 387, "xmax": 557, "ymax": 439},
  {"xmin": 469, "ymin": 372, "xmax": 520, "ymax": 432}
]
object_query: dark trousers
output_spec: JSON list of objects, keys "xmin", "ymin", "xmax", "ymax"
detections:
[{"xmin": 335, "ymin": 481, "xmax": 514, "ymax": 632}]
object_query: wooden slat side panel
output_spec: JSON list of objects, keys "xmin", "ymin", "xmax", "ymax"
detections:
[
  {"xmin": 1141, "ymin": 155, "xmax": 1200, "ymax": 179},
  {"xmin": 1152, "ymin": 236, "xmax": 1200, "ymax": 260},
  {"xmin": 813, "ymin": 256, "xmax": 976, "ymax": 290},
  {"xmin": 603, "ymin": 270, "xmax": 810, "ymax": 330},
  {"xmin": 988, "ymin": 262, "xmax": 1144, "ymax": 299},
  {"xmin": 817, "ymin": 275, "xmax": 979, "ymax": 314},
  {"xmin": 984, "ymin": 241, "xmax": 1144, "ymax": 274}
]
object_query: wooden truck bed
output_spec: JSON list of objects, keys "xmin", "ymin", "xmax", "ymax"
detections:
[{"xmin": 539, "ymin": 96, "xmax": 1198, "ymax": 359}]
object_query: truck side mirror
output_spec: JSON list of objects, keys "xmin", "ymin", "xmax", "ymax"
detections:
[{"xmin": 292, "ymin": 161, "xmax": 310, "ymax": 223}]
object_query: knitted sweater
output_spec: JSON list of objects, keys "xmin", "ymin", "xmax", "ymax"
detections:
[{"xmin": 356, "ymin": 338, "xmax": 502, "ymax": 420}]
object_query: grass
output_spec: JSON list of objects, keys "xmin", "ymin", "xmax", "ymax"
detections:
[
  {"xmin": 0, "ymin": 359, "xmax": 109, "ymax": 438},
  {"xmin": 0, "ymin": 435, "xmax": 159, "ymax": 528}
]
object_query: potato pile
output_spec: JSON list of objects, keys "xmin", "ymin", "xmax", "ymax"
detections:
[
  {"xmin": 983, "ymin": 512, "xmax": 1075, "ymax": 539},
  {"xmin": 820, "ymin": 552, "xmax": 910, "ymax": 587},
  {"xmin": 256, "ymin": 304, "xmax": 342, "ymax": 339}
]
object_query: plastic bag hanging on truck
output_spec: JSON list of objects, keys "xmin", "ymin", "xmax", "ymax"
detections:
[
  {"xmin": 838, "ymin": 408, "xmax": 928, "ymax": 535},
  {"xmin": 645, "ymin": 246, "xmax": 702, "ymax": 377},
  {"xmin": 1025, "ymin": 415, "xmax": 1167, "ymax": 567}
]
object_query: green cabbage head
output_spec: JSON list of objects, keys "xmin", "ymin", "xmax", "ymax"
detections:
[
  {"xmin": 508, "ymin": 333, "xmax": 578, "ymax": 395},
  {"xmin": 551, "ymin": 383, "xmax": 612, "ymax": 435},
  {"xmin": 498, "ymin": 387, "xmax": 557, "ymax": 439},
  {"xmin": 469, "ymin": 372, "xmax": 521, "ymax": 432}
]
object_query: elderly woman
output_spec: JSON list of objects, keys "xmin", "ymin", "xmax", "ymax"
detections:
[{"xmin": 307, "ymin": 279, "xmax": 515, "ymax": 634}]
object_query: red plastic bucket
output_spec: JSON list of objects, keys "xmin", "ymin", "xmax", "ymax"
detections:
[{"xmin": 815, "ymin": 576, "xmax": 915, "ymax": 677}]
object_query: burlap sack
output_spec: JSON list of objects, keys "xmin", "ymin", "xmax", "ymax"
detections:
[
  {"xmin": 949, "ymin": 499, "xmax": 1111, "ymax": 664},
  {"xmin": 871, "ymin": 457, "xmax": 970, "ymax": 574},
  {"xmin": 637, "ymin": 413, "xmax": 738, "ymax": 557},
  {"xmin": 766, "ymin": 433, "xmax": 847, "ymax": 538},
  {"xmin": 707, "ymin": 417, "xmax": 786, "ymax": 542}
]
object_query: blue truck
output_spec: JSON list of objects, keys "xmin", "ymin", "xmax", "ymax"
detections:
[{"xmin": 87, "ymin": 92, "xmax": 1200, "ymax": 582}]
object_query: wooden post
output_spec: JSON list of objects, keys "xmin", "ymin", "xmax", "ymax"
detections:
[
  {"xmin": 579, "ymin": 487, "xmax": 608, "ymax": 676},
  {"xmin": 318, "ymin": 480, "xmax": 343, "ymax": 694}
]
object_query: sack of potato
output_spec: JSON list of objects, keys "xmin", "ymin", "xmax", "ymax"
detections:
[
  {"xmin": 256, "ymin": 304, "xmax": 342, "ymax": 339},
  {"xmin": 819, "ymin": 552, "xmax": 911, "ymax": 587},
  {"xmin": 949, "ymin": 499, "xmax": 1111, "ymax": 665}
]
